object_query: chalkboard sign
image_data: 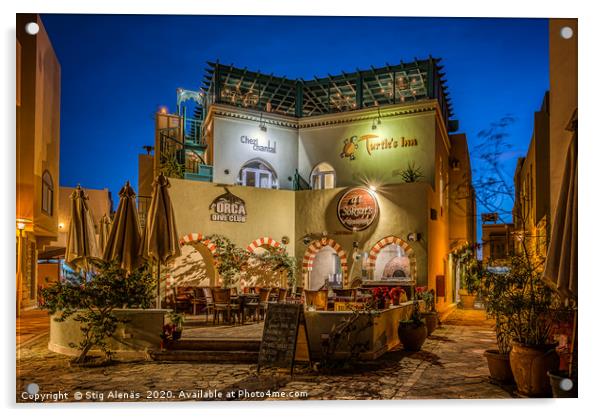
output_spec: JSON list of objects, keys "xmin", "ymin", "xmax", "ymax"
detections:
[{"xmin": 257, "ymin": 303, "xmax": 309, "ymax": 374}]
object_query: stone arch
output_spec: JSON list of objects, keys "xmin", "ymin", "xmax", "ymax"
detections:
[
  {"xmin": 368, "ymin": 236, "xmax": 417, "ymax": 279},
  {"xmin": 179, "ymin": 232, "xmax": 217, "ymax": 257},
  {"xmin": 302, "ymin": 238, "xmax": 349, "ymax": 287},
  {"xmin": 247, "ymin": 237, "xmax": 282, "ymax": 253}
]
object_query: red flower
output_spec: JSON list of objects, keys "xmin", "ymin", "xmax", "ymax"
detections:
[{"xmin": 415, "ymin": 286, "xmax": 427, "ymax": 294}]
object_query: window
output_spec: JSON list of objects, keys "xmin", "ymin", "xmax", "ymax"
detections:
[
  {"xmin": 310, "ymin": 162, "xmax": 336, "ymax": 190},
  {"xmin": 41, "ymin": 171, "xmax": 53, "ymax": 215},
  {"xmin": 238, "ymin": 160, "xmax": 278, "ymax": 189}
]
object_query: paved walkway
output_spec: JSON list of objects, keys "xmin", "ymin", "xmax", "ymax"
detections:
[
  {"xmin": 16, "ymin": 309, "xmax": 49, "ymax": 348},
  {"xmin": 16, "ymin": 308, "xmax": 513, "ymax": 402}
]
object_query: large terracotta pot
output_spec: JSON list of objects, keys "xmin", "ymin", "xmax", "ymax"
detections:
[
  {"xmin": 484, "ymin": 349, "xmax": 514, "ymax": 384},
  {"xmin": 422, "ymin": 312, "xmax": 438, "ymax": 336},
  {"xmin": 398, "ymin": 322, "xmax": 427, "ymax": 351},
  {"xmin": 459, "ymin": 293, "xmax": 476, "ymax": 309},
  {"xmin": 509, "ymin": 341, "xmax": 559, "ymax": 397}
]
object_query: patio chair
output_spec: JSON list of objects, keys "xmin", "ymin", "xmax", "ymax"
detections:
[
  {"xmin": 211, "ymin": 288, "xmax": 241, "ymax": 324},
  {"xmin": 200, "ymin": 287, "xmax": 215, "ymax": 320},
  {"xmin": 303, "ymin": 289, "xmax": 329, "ymax": 311},
  {"xmin": 246, "ymin": 287, "xmax": 272, "ymax": 321},
  {"xmin": 174, "ymin": 286, "xmax": 193, "ymax": 314}
]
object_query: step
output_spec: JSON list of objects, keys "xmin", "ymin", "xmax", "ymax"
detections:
[
  {"xmin": 149, "ymin": 349, "xmax": 259, "ymax": 363},
  {"xmin": 167, "ymin": 338, "xmax": 260, "ymax": 352}
]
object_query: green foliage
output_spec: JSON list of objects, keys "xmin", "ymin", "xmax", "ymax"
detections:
[
  {"xmin": 399, "ymin": 300, "xmax": 424, "ymax": 329},
  {"xmin": 39, "ymin": 260, "xmax": 155, "ymax": 363},
  {"xmin": 207, "ymin": 234, "xmax": 252, "ymax": 288},
  {"xmin": 482, "ymin": 253, "xmax": 565, "ymax": 347},
  {"xmin": 167, "ymin": 311, "xmax": 185, "ymax": 330},
  {"xmin": 455, "ymin": 245, "xmax": 482, "ymax": 294},
  {"xmin": 396, "ymin": 162, "xmax": 425, "ymax": 183},
  {"xmin": 254, "ymin": 249, "xmax": 298, "ymax": 288}
]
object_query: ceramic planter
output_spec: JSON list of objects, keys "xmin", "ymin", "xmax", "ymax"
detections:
[
  {"xmin": 398, "ymin": 322, "xmax": 427, "ymax": 351},
  {"xmin": 459, "ymin": 292, "xmax": 476, "ymax": 309},
  {"xmin": 509, "ymin": 341, "xmax": 559, "ymax": 397},
  {"xmin": 484, "ymin": 349, "xmax": 514, "ymax": 384},
  {"xmin": 422, "ymin": 312, "xmax": 438, "ymax": 336}
]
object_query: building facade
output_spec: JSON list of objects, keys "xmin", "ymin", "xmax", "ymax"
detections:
[
  {"xmin": 16, "ymin": 14, "xmax": 61, "ymax": 312},
  {"xmin": 140, "ymin": 59, "xmax": 476, "ymax": 311}
]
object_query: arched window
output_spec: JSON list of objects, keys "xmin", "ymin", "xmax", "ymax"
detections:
[
  {"xmin": 310, "ymin": 162, "xmax": 336, "ymax": 190},
  {"xmin": 41, "ymin": 170, "xmax": 53, "ymax": 215},
  {"xmin": 238, "ymin": 159, "xmax": 278, "ymax": 189}
]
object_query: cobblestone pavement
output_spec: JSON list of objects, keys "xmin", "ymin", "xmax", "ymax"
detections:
[
  {"xmin": 16, "ymin": 308, "xmax": 513, "ymax": 402},
  {"xmin": 16, "ymin": 309, "xmax": 49, "ymax": 347}
]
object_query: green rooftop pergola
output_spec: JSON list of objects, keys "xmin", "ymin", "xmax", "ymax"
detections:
[{"xmin": 201, "ymin": 57, "xmax": 455, "ymax": 129}]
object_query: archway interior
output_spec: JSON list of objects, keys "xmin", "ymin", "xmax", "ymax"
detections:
[
  {"xmin": 165, "ymin": 243, "xmax": 215, "ymax": 289},
  {"xmin": 374, "ymin": 244, "xmax": 411, "ymax": 280},
  {"xmin": 309, "ymin": 246, "xmax": 342, "ymax": 290},
  {"xmin": 241, "ymin": 245, "xmax": 285, "ymax": 289}
]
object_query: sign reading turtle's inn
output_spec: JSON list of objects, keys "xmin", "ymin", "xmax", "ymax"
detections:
[
  {"xmin": 340, "ymin": 134, "xmax": 418, "ymax": 161},
  {"xmin": 337, "ymin": 187, "xmax": 379, "ymax": 231},
  {"xmin": 209, "ymin": 188, "xmax": 247, "ymax": 223},
  {"xmin": 241, "ymin": 135, "xmax": 276, "ymax": 154}
]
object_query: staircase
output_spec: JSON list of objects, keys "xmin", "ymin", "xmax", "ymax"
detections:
[{"xmin": 149, "ymin": 338, "xmax": 260, "ymax": 363}]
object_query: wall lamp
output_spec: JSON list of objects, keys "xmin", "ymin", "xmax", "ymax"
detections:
[
  {"xmin": 371, "ymin": 108, "xmax": 382, "ymax": 130},
  {"xmin": 259, "ymin": 113, "xmax": 267, "ymax": 132}
]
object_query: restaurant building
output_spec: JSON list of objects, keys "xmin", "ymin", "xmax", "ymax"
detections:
[
  {"xmin": 139, "ymin": 58, "xmax": 476, "ymax": 311},
  {"xmin": 16, "ymin": 14, "xmax": 61, "ymax": 313}
]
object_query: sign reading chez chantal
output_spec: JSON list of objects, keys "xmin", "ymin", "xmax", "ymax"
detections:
[
  {"xmin": 340, "ymin": 134, "xmax": 418, "ymax": 161},
  {"xmin": 209, "ymin": 188, "xmax": 247, "ymax": 223},
  {"xmin": 337, "ymin": 188, "xmax": 379, "ymax": 231},
  {"xmin": 241, "ymin": 135, "xmax": 276, "ymax": 154}
]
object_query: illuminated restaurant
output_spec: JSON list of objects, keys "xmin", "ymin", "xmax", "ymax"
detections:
[{"xmin": 138, "ymin": 57, "xmax": 477, "ymax": 314}]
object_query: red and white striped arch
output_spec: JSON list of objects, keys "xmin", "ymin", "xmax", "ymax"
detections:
[
  {"xmin": 246, "ymin": 237, "xmax": 282, "ymax": 253},
  {"xmin": 179, "ymin": 232, "xmax": 217, "ymax": 256},
  {"xmin": 367, "ymin": 235, "xmax": 416, "ymax": 278},
  {"xmin": 302, "ymin": 238, "xmax": 349, "ymax": 286}
]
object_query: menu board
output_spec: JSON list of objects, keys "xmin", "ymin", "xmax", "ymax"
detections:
[{"xmin": 257, "ymin": 303, "xmax": 308, "ymax": 374}]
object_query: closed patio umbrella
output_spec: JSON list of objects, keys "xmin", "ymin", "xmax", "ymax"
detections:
[
  {"xmin": 102, "ymin": 181, "xmax": 142, "ymax": 274},
  {"xmin": 98, "ymin": 213, "xmax": 112, "ymax": 253},
  {"xmin": 140, "ymin": 173, "xmax": 181, "ymax": 307},
  {"xmin": 65, "ymin": 185, "xmax": 100, "ymax": 275},
  {"xmin": 543, "ymin": 131, "xmax": 577, "ymax": 302}
]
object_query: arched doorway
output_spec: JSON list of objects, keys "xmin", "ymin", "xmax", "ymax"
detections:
[
  {"xmin": 368, "ymin": 236, "xmax": 416, "ymax": 280},
  {"xmin": 238, "ymin": 159, "xmax": 278, "ymax": 189},
  {"xmin": 166, "ymin": 233, "xmax": 218, "ymax": 289},
  {"xmin": 302, "ymin": 238, "xmax": 348, "ymax": 289},
  {"xmin": 309, "ymin": 246, "xmax": 342, "ymax": 290},
  {"xmin": 310, "ymin": 162, "xmax": 336, "ymax": 189}
]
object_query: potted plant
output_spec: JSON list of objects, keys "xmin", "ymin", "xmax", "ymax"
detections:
[
  {"xmin": 416, "ymin": 287, "xmax": 438, "ymax": 336},
  {"xmin": 397, "ymin": 300, "xmax": 427, "ymax": 351},
  {"xmin": 457, "ymin": 246, "xmax": 481, "ymax": 309},
  {"xmin": 388, "ymin": 287, "xmax": 406, "ymax": 306},
  {"xmin": 481, "ymin": 265, "xmax": 515, "ymax": 384},
  {"xmin": 167, "ymin": 311, "xmax": 185, "ymax": 341},
  {"xmin": 502, "ymin": 253, "xmax": 563, "ymax": 397},
  {"xmin": 371, "ymin": 287, "xmax": 389, "ymax": 310}
]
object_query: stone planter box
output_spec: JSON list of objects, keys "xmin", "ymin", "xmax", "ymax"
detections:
[
  {"xmin": 304, "ymin": 301, "xmax": 420, "ymax": 360},
  {"xmin": 48, "ymin": 309, "xmax": 169, "ymax": 358}
]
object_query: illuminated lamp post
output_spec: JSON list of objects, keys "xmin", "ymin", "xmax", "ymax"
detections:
[{"xmin": 16, "ymin": 219, "xmax": 30, "ymax": 316}]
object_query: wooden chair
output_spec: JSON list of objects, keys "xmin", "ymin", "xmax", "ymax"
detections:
[
  {"xmin": 211, "ymin": 288, "xmax": 240, "ymax": 324},
  {"xmin": 304, "ymin": 289, "xmax": 329, "ymax": 311},
  {"xmin": 174, "ymin": 286, "xmax": 193, "ymax": 314},
  {"xmin": 201, "ymin": 287, "xmax": 215, "ymax": 321}
]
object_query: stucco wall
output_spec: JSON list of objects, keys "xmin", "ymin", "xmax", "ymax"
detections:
[
  {"xmin": 212, "ymin": 117, "xmax": 299, "ymax": 189},
  {"xmin": 298, "ymin": 111, "xmax": 436, "ymax": 188}
]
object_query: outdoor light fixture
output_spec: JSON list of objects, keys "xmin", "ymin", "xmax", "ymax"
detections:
[
  {"xmin": 58, "ymin": 223, "xmax": 64, "ymax": 229},
  {"xmin": 258, "ymin": 113, "xmax": 267, "ymax": 132},
  {"xmin": 17, "ymin": 222, "xmax": 26, "ymax": 231},
  {"xmin": 369, "ymin": 185, "xmax": 377, "ymax": 192},
  {"xmin": 407, "ymin": 232, "xmax": 422, "ymax": 242}
]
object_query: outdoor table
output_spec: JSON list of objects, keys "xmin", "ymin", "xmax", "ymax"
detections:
[{"xmin": 232, "ymin": 294, "xmax": 259, "ymax": 324}]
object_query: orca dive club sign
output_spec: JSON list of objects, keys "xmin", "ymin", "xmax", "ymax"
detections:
[
  {"xmin": 337, "ymin": 188, "xmax": 379, "ymax": 231},
  {"xmin": 209, "ymin": 188, "xmax": 247, "ymax": 223}
]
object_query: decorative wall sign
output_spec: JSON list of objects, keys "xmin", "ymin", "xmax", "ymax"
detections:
[
  {"xmin": 209, "ymin": 188, "xmax": 247, "ymax": 223},
  {"xmin": 337, "ymin": 187, "xmax": 379, "ymax": 231},
  {"xmin": 339, "ymin": 134, "xmax": 418, "ymax": 161},
  {"xmin": 240, "ymin": 135, "xmax": 276, "ymax": 154}
]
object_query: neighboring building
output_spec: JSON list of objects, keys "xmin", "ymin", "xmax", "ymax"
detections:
[
  {"xmin": 512, "ymin": 19, "xmax": 577, "ymax": 264},
  {"xmin": 140, "ymin": 58, "xmax": 476, "ymax": 311},
  {"xmin": 16, "ymin": 14, "xmax": 61, "ymax": 312},
  {"xmin": 481, "ymin": 222, "xmax": 514, "ymax": 263},
  {"xmin": 38, "ymin": 186, "xmax": 114, "ymax": 286}
]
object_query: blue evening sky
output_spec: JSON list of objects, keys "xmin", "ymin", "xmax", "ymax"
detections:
[{"xmin": 41, "ymin": 14, "xmax": 549, "ymax": 240}]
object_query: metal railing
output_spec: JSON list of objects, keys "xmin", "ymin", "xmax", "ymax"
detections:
[{"xmin": 293, "ymin": 169, "xmax": 311, "ymax": 191}]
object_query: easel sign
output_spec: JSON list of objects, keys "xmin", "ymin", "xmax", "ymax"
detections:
[{"xmin": 257, "ymin": 303, "xmax": 312, "ymax": 376}]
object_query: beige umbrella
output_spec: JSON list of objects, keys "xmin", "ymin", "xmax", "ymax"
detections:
[
  {"xmin": 65, "ymin": 185, "xmax": 100, "ymax": 275},
  {"xmin": 102, "ymin": 181, "xmax": 142, "ymax": 274},
  {"xmin": 98, "ymin": 213, "xmax": 112, "ymax": 253},
  {"xmin": 543, "ymin": 131, "xmax": 577, "ymax": 302},
  {"xmin": 140, "ymin": 173, "xmax": 181, "ymax": 306}
]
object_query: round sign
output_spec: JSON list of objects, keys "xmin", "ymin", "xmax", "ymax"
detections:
[{"xmin": 337, "ymin": 188, "xmax": 379, "ymax": 231}]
